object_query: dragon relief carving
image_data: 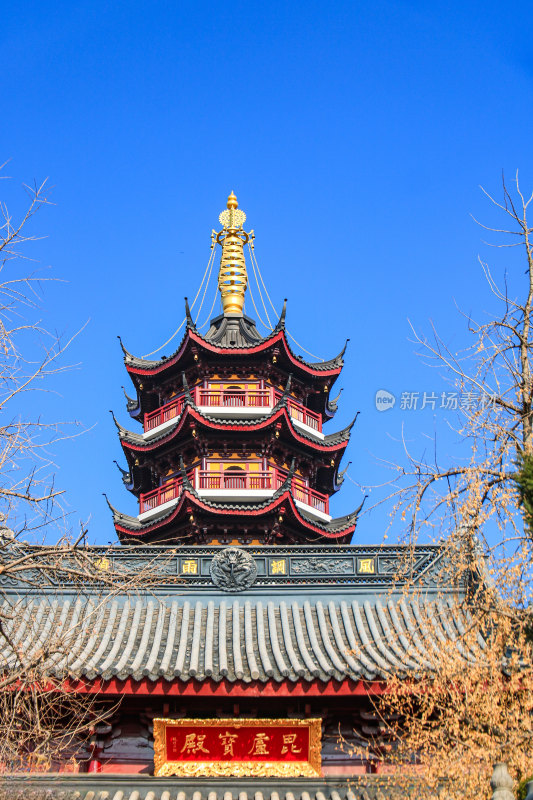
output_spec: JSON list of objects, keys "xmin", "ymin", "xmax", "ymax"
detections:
[
  {"xmin": 291, "ymin": 557, "xmax": 353, "ymax": 575},
  {"xmin": 210, "ymin": 547, "xmax": 258, "ymax": 592}
]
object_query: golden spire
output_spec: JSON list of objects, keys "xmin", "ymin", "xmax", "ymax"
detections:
[{"xmin": 213, "ymin": 192, "xmax": 253, "ymax": 315}]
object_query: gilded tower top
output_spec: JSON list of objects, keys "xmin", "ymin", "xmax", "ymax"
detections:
[{"xmin": 214, "ymin": 193, "xmax": 252, "ymax": 315}]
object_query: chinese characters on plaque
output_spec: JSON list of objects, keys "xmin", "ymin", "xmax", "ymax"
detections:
[
  {"xmin": 270, "ymin": 558, "xmax": 286, "ymax": 575},
  {"xmin": 357, "ymin": 557, "xmax": 375, "ymax": 574},
  {"xmin": 181, "ymin": 558, "xmax": 198, "ymax": 575},
  {"xmin": 153, "ymin": 718, "xmax": 322, "ymax": 777}
]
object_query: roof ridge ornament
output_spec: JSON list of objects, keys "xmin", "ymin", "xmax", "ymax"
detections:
[
  {"xmin": 184, "ymin": 297, "xmax": 197, "ymax": 332},
  {"xmin": 109, "ymin": 409, "xmax": 127, "ymax": 437},
  {"xmin": 178, "ymin": 455, "xmax": 196, "ymax": 495},
  {"xmin": 213, "ymin": 192, "xmax": 254, "ymax": 316},
  {"xmin": 273, "ymin": 298, "xmax": 287, "ymax": 332},
  {"xmin": 113, "ymin": 460, "xmax": 130, "ymax": 479},
  {"xmin": 117, "ymin": 335, "xmax": 134, "ymax": 361},
  {"xmin": 336, "ymin": 460, "xmax": 352, "ymax": 488},
  {"xmin": 102, "ymin": 492, "xmax": 122, "ymax": 517},
  {"xmin": 181, "ymin": 371, "xmax": 194, "ymax": 404}
]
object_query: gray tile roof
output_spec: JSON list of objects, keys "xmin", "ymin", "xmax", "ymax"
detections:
[
  {"xmin": 204, "ymin": 313, "xmax": 266, "ymax": 347},
  {"xmin": 201, "ymin": 314, "xmax": 348, "ymax": 372},
  {"xmin": 0, "ymin": 774, "xmax": 434, "ymax": 800},
  {"xmin": 120, "ymin": 307, "xmax": 346, "ymax": 375},
  {"xmin": 109, "ymin": 487, "xmax": 361, "ymax": 536},
  {"xmin": 1, "ymin": 593, "xmax": 482, "ymax": 685},
  {"xmin": 115, "ymin": 402, "xmax": 354, "ymax": 449}
]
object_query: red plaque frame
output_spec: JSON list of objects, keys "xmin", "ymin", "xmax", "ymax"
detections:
[{"xmin": 153, "ymin": 717, "xmax": 322, "ymax": 777}]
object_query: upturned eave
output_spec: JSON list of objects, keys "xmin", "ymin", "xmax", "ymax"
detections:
[
  {"xmin": 122, "ymin": 327, "xmax": 345, "ymax": 383},
  {"xmin": 117, "ymin": 403, "xmax": 352, "ymax": 457},
  {"xmin": 111, "ymin": 488, "xmax": 358, "ymax": 543}
]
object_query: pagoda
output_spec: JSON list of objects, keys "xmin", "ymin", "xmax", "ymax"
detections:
[
  {"xmin": 1, "ymin": 192, "xmax": 473, "ymax": 799},
  {"xmin": 110, "ymin": 192, "xmax": 361, "ymax": 547}
]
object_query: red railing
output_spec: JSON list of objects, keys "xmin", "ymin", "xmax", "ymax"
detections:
[
  {"xmin": 143, "ymin": 387, "xmax": 322, "ymax": 433},
  {"xmin": 196, "ymin": 388, "xmax": 271, "ymax": 408},
  {"xmin": 140, "ymin": 476, "xmax": 184, "ymax": 513},
  {"xmin": 200, "ymin": 465, "xmax": 329, "ymax": 513},
  {"xmin": 273, "ymin": 391, "xmax": 322, "ymax": 432},
  {"xmin": 139, "ymin": 469, "xmax": 194, "ymax": 513},
  {"xmin": 144, "ymin": 396, "xmax": 185, "ymax": 431},
  {"xmin": 140, "ymin": 466, "xmax": 329, "ymax": 515},
  {"xmin": 198, "ymin": 470, "xmax": 272, "ymax": 490},
  {"xmin": 288, "ymin": 399, "xmax": 321, "ymax": 432},
  {"xmin": 275, "ymin": 467, "xmax": 329, "ymax": 514}
]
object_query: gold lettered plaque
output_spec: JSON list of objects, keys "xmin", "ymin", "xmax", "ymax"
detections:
[{"xmin": 153, "ymin": 717, "xmax": 322, "ymax": 778}]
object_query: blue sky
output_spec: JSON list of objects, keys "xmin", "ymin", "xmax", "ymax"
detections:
[{"xmin": 1, "ymin": 0, "xmax": 532, "ymax": 544}]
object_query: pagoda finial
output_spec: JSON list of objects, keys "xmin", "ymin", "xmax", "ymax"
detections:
[{"xmin": 214, "ymin": 192, "xmax": 253, "ymax": 316}]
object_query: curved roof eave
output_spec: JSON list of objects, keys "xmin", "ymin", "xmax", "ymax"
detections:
[
  {"xmin": 123, "ymin": 328, "xmax": 193, "ymax": 375},
  {"xmin": 117, "ymin": 404, "xmax": 352, "ymax": 455},
  {"xmin": 121, "ymin": 326, "xmax": 346, "ymax": 380},
  {"xmin": 112, "ymin": 489, "xmax": 358, "ymax": 540}
]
